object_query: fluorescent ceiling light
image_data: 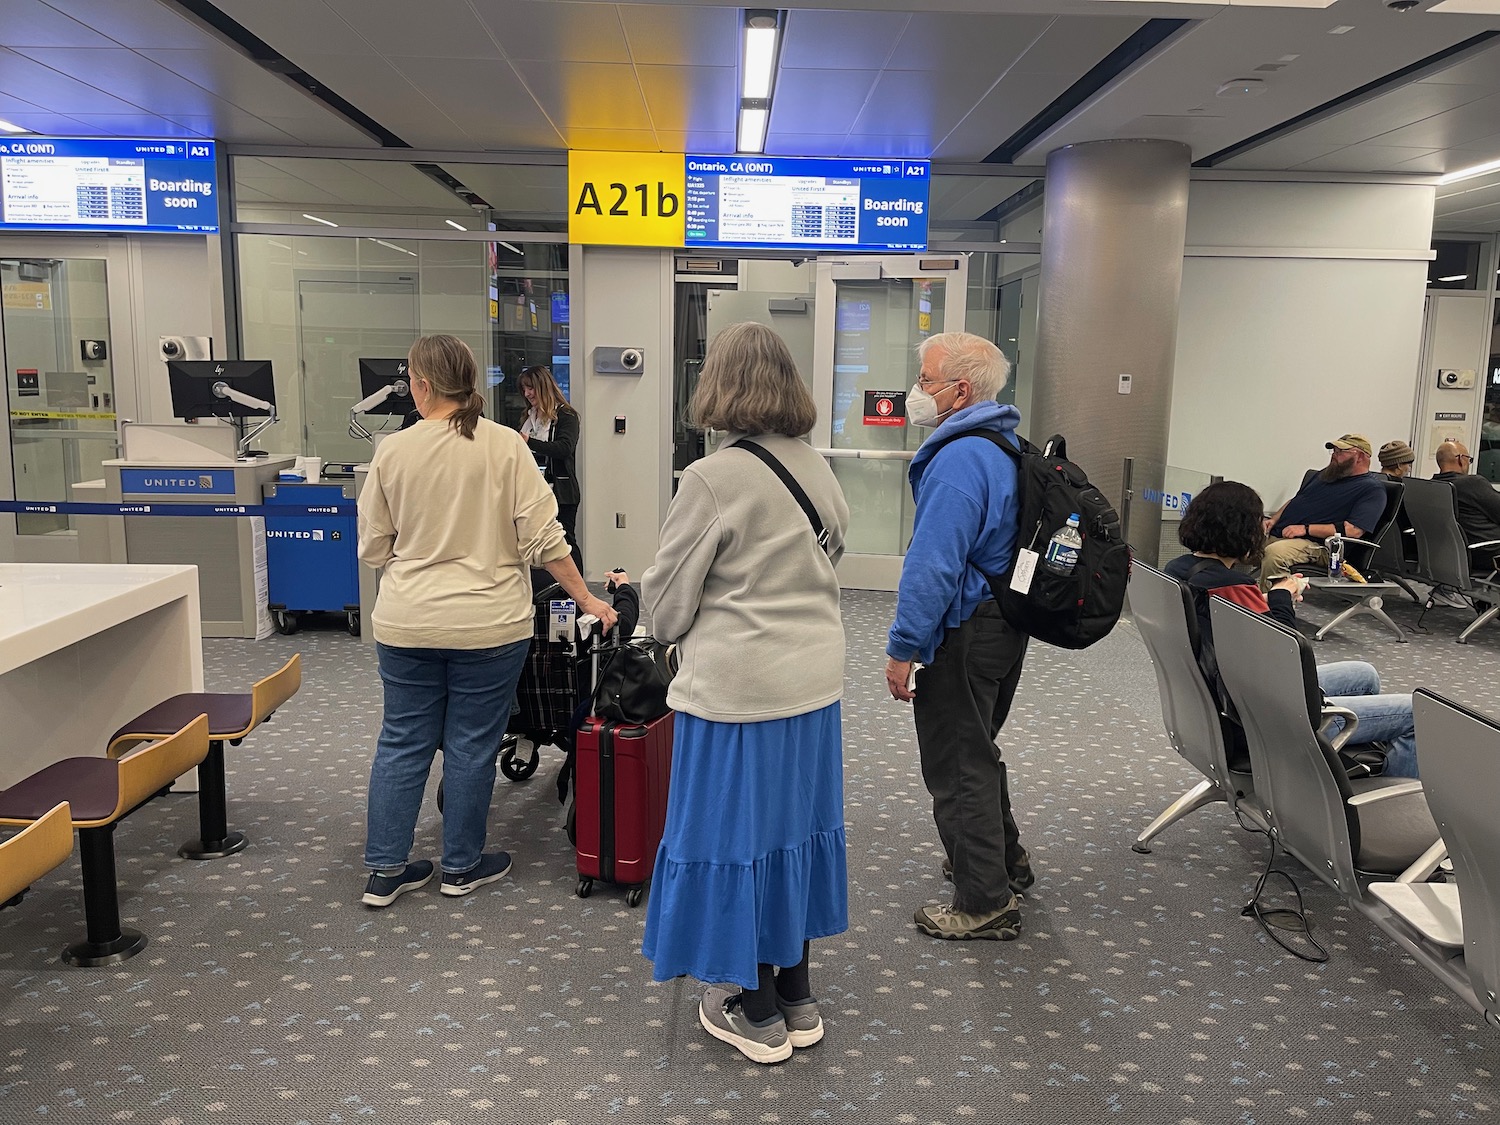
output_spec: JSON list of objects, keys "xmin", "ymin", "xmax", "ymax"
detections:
[
  {"xmin": 302, "ymin": 213, "xmax": 338, "ymax": 227},
  {"xmin": 0, "ymin": 117, "xmax": 30, "ymax": 134},
  {"xmin": 498, "ymin": 241, "xmax": 522, "ymax": 255},
  {"xmin": 738, "ymin": 107, "xmax": 768, "ymax": 154},
  {"xmin": 1438, "ymin": 274, "xmax": 1469, "ymax": 282},
  {"xmin": 743, "ymin": 25, "xmax": 777, "ymax": 98},
  {"xmin": 371, "ymin": 238, "xmax": 416, "ymax": 256},
  {"xmin": 1429, "ymin": 1, "xmax": 1500, "ymax": 13},
  {"xmin": 1438, "ymin": 156, "xmax": 1500, "ymax": 185},
  {"xmin": 445, "ymin": 219, "xmax": 467, "ymax": 231}
]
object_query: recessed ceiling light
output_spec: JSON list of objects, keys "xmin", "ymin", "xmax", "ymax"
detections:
[
  {"xmin": 1438, "ymin": 274, "xmax": 1469, "ymax": 282},
  {"xmin": 302, "ymin": 213, "xmax": 338, "ymax": 227},
  {"xmin": 1328, "ymin": 24, "xmax": 1356, "ymax": 34},
  {"xmin": 445, "ymin": 219, "xmax": 467, "ymax": 231},
  {"xmin": 1216, "ymin": 78, "xmax": 1268, "ymax": 99}
]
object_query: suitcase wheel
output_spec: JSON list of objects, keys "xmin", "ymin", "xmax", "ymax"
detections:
[
  {"xmin": 499, "ymin": 737, "xmax": 540, "ymax": 781},
  {"xmin": 576, "ymin": 878, "xmax": 593, "ymax": 898},
  {"xmin": 626, "ymin": 886, "xmax": 644, "ymax": 908}
]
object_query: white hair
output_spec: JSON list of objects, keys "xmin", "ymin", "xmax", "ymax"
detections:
[{"xmin": 917, "ymin": 332, "xmax": 1011, "ymax": 401}]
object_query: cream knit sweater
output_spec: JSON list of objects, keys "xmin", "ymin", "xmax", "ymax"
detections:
[{"xmin": 357, "ymin": 416, "xmax": 571, "ymax": 649}]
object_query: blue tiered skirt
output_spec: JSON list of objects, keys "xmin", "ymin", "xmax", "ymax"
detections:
[{"xmin": 642, "ymin": 702, "xmax": 848, "ymax": 990}]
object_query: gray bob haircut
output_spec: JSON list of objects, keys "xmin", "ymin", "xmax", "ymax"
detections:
[
  {"xmin": 690, "ymin": 321, "xmax": 818, "ymax": 437},
  {"xmin": 917, "ymin": 332, "xmax": 1011, "ymax": 401}
]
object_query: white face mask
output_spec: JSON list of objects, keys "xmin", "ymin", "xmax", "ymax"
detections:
[{"xmin": 906, "ymin": 382, "xmax": 956, "ymax": 428}]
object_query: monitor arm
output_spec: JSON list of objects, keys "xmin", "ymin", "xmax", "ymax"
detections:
[
  {"xmin": 347, "ymin": 379, "xmax": 410, "ymax": 442},
  {"xmin": 213, "ymin": 380, "xmax": 278, "ymax": 455}
]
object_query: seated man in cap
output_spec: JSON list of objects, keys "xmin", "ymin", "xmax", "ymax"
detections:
[{"xmin": 1259, "ymin": 434, "xmax": 1389, "ymax": 591}]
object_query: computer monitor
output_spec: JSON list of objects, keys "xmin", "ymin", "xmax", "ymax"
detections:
[
  {"xmin": 167, "ymin": 360, "xmax": 276, "ymax": 419},
  {"xmin": 357, "ymin": 358, "xmax": 414, "ymax": 414}
]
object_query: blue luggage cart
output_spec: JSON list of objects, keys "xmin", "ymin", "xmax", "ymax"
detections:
[{"xmin": 263, "ymin": 481, "xmax": 360, "ymax": 636}]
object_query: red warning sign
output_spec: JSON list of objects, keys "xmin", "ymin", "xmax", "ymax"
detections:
[{"xmin": 863, "ymin": 389, "xmax": 906, "ymax": 427}]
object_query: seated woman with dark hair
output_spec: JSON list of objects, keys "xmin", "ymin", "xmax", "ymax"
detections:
[{"xmin": 1164, "ymin": 480, "xmax": 1419, "ymax": 778}]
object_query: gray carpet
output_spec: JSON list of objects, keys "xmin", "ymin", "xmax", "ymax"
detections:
[{"xmin": 1, "ymin": 586, "xmax": 1497, "ymax": 1123}]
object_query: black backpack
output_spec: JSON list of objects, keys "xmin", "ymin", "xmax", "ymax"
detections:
[{"xmin": 928, "ymin": 430, "xmax": 1131, "ymax": 650}]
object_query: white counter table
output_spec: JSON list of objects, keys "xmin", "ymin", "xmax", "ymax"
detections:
[{"xmin": 0, "ymin": 564, "xmax": 203, "ymax": 789}]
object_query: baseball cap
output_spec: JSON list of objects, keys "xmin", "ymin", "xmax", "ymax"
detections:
[
  {"xmin": 1378, "ymin": 439, "xmax": 1415, "ymax": 469},
  {"xmin": 1325, "ymin": 434, "xmax": 1373, "ymax": 457}
]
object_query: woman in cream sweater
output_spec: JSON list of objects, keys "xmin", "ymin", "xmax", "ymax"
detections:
[{"xmin": 357, "ymin": 334, "xmax": 615, "ymax": 908}]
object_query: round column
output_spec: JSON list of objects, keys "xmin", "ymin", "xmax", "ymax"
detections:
[{"xmin": 1030, "ymin": 139, "xmax": 1190, "ymax": 555}]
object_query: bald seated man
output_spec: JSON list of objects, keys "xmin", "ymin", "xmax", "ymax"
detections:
[{"xmin": 1433, "ymin": 441, "xmax": 1500, "ymax": 573}]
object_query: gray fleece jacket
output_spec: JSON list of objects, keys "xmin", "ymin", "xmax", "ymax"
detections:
[{"xmin": 642, "ymin": 433, "xmax": 849, "ymax": 723}]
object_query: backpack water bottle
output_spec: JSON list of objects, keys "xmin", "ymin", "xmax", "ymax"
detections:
[
  {"xmin": 1325, "ymin": 533, "xmax": 1344, "ymax": 579},
  {"xmin": 1043, "ymin": 513, "xmax": 1084, "ymax": 576}
]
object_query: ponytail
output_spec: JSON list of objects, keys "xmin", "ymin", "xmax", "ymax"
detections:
[
  {"xmin": 408, "ymin": 334, "xmax": 484, "ymax": 440},
  {"xmin": 450, "ymin": 390, "xmax": 485, "ymax": 440}
]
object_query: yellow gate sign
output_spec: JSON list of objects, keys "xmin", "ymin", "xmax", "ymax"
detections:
[{"xmin": 568, "ymin": 151, "xmax": 685, "ymax": 247}]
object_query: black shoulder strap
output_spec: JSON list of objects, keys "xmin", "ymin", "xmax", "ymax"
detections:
[
  {"xmin": 926, "ymin": 427, "xmax": 1026, "ymax": 464},
  {"xmin": 734, "ymin": 439, "xmax": 831, "ymax": 554},
  {"xmin": 1186, "ymin": 557, "xmax": 1218, "ymax": 581}
]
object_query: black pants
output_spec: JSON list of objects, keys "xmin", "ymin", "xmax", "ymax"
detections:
[
  {"xmin": 913, "ymin": 602, "xmax": 1028, "ymax": 914},
  {"xmin": 557, "ymin": 502, "xmax": 583, "ymax": 574}
]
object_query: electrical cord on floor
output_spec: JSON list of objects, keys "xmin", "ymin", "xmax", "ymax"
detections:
[{"xmin": 1239, "ymin": 830, "xmax": 1330, "ymax": 964}]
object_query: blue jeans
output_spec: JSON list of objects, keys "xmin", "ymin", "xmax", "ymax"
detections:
[
  {"xmin": 1317, "ymin": 660, "xmax": 1419, "ymax": 779},
  {"xmin": 365, "ymin": 640, "xmax": 530, "ymax": 874}
]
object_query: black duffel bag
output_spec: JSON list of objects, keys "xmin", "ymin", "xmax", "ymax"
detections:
[{"xmin": 592, "ymin": 637, "xmax": 675, "ymax": 724}]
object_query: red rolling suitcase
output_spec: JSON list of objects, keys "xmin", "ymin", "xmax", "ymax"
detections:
[{"xmin": 574, "ymin": 713, "xmax": 673, "ymax": 907}]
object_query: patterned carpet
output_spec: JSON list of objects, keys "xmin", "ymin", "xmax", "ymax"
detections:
[{"xmin": 1, "ymin": 586, "xmax": 1497, "ymax": 1123}]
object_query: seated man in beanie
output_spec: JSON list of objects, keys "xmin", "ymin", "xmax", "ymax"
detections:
[
  {"xmin": 1259, "ymin": 434, "xmax": 1389, "ymax": 591},
  {"xmin": 1379, "ymin": 440, "xmax": 1416, "ymax": 480}
]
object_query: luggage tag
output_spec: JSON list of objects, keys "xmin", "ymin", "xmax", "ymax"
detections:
[
  {"xmin": 549, "ymin": 599, "xmax": 576, "ymax": 643},
  {"xmin": 1010, "ymin": 548, "xmax": 1039, "ymax": 594}
]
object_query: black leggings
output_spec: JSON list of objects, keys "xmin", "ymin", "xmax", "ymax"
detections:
[{"xmin": 739, "ymin": 941, "xmax": 812, "ymax": 1022}]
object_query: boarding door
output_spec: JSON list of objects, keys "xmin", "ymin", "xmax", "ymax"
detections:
[{"xmin": 811, "ymin": 254, "xmax": 967, "ymax": 590}]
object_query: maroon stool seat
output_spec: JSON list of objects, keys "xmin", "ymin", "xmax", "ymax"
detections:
[
  {"xmin": 107, "ymin": 655, "xmax": 301, "ymax": 861},
  {"xmin": 0, "ymin": 716, "xmax": 209, "ymax": 966}
]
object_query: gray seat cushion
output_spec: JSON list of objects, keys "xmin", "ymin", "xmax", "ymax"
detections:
[{"xmin": 1349, "ymin": 777, "xmax": 1439, "ymax": 875}]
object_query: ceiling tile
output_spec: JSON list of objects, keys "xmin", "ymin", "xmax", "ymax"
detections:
[
  {"xmin": 0, "ymin": 109, "xmax": 89, "ymax": 133},
  {"xmin": 840, "ymin": 134, "xmax": 933, "ymax": 158},
  {"xmin": 0, "ymin": 0, "xmax": 114, "ymax": 48},
  {"xmin": 213, "ymin": 0, "xmax": 367, "ymax": 57},
  {"xmin": 44, "ymin": 0, "xmax": 217, "ymax": 49},
  {"xmin": 510, "ymin": 60, "xmax": 652, "ymax": 131},
  {"xmin": 0, "ymin": 47, "xmax": 149, "ymax": 114},
  {"xmin": 620, "ymin": 5, "xmax": 739, "ymax": 67},
  {"xmin": 136, "ymin": 48, "xmax": 361, "ymax": 125},
  {"xmin": 320, "ymin": 0, "xmax": 501, "ymax": 59},
  {"xmin": 1377, "ymin": 93, "xmax": 1500, "ymax": 149},
  {"xmin": 475, "ymin": 1, "xmax": 629, "ymax": 64},
  {"xmin": 779, "ymin": 10, "xmax": 909, "ymax": 71},
  {"xmin": 291, "ymin": 51, "xmax": 479, "ymax": 148},
  {"xmin": 654, "ymin": 130, "xmax": 737, "ymax": 154},
  {"xmin": 635, "ymin": 65, "xmax": 738, "ymax": 134},
  {"xmin": 1290, "ymin": 144, "xmax": 1444, "ymax": 172},
  {"xmin": 886, "ymin": 13, "xmax": 1054, "ymax": 75},
  {"xmin": 556, "ymin": 127, "xmax": 662, "ymax": 151},
  {"xmin": 851, "ymin": 69, "xmax": 996, "ymax": 140},
  {"xmin": 764, "ymin": 134, "xmax": 851, "ymax": 158},
  {"xmin": 769, "ymin": 70, "xmax": 878, "ymax": 137},
  {"xmin": 9, "ymin": 47, "xmax": 223, "ymax": 116}
]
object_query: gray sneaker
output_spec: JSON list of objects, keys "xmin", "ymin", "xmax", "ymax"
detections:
[
  {"xmin": 699, "ymin": 985, "xmax": 792, "ymax": 1064},
  {"xmin": 914, "ymin": 895, "xmax": 1022, "ymax": 940},
  {"xmin": 775, "ymin": 994, "xmax": 824, "ymax": 1048}
]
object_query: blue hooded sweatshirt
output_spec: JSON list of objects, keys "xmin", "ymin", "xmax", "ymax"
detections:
[{"xmin": 886, "ymin": 400, "xmax": 1023, "ymax": 665}]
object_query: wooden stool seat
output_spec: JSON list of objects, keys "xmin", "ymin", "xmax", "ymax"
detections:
[
  {"xmin": 0, "ymin": 802, "xmax": 72, "ymax": 909},
  {"xmin": 106, "ymin": 654, "xmax": 301, "ymax": 861},
  {"xmin": 0, "ymin": 716, "xmax": 208, "ymax": 966}
]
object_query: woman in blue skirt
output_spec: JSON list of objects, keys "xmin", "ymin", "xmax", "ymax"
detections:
[{"xmin": 642, "ymin": 321, "xmax": 850, "ymax": 1065}]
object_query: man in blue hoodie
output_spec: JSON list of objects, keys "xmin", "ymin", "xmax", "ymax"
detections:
[{"xmin": 885, "ymin": 332, "xmax": 1029, "ymax": 941}]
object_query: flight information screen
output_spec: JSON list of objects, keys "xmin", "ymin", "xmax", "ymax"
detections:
[
  {"xmin": 0, "ymin": 137, "xmax": 218, "ymax": 234},
  {"xmin": 684, "ymin": 156, "xmax": 929, "ymax": 252}
]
